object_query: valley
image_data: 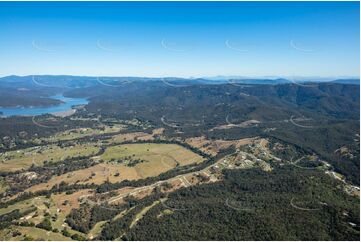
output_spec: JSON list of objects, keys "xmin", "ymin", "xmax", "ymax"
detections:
[
  {"xmin": 0, "ymin": 77, "xmax": 359, "ymax": 241},
  {"xmin": 0, "ymin": 1, "xmax": 359, "ymax": 240}
]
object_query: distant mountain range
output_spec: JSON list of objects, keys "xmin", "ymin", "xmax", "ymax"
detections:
[
  {"xmin": 204, "ymin": 75, "xmax": 360, "ymax": 83},
  {"xmin": 0, "ymin": 75, "xmax": 359, "ymax": 88},
  {"xmin": 330, "ymin": 79, "xmax": 360, "ymax": 85}
]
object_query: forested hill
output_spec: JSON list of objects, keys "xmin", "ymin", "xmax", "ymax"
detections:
[
  {"xmin": 66, "ymin": 81, "xmax": 359, "ymax": 120},
  {"xmin": 66, "ymin": 81, "xmax": 360, "ymax": 184},
  {"xmin": 119, "ymin": 167, "xmax": 360, "ymax": 241}
]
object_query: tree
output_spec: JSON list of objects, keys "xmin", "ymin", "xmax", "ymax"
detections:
[{"xmin": 36, "ymin": 217, "xmax": 52, "ymax": 231}]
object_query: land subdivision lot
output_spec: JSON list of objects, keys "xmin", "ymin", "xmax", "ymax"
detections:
[{"xmin": 185, "ymin": 136, "xmax": 256, "ymax": 156}]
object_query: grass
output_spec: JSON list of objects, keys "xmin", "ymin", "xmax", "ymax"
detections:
[
  {"xmin": 51, "ymin": 190, "xmax": 92, "ymax": 215},
  {"xmin": 0, "ymin": 197, "xmax": 37, "ymax": 216},
  {"xmin": 0, "ymin": 192, "xmax": 89, "ymax": 240},
  {"xmin": 112, "ymin": 207, "xmax": 135, "ymax": 221},
  {"xmin": 130, "ymin": 200, "xmax": 162, "ymax": 229},
  {"xmin": 101, "ymin": 143, "xmax": 204, "ymax": 166},
  {"xmin": 26, "ymin": 143, "xmax": 204, "ymax": 193},
  {"xmin": 6, "ymin": 196, "xmax": 63, "ymax": 229},
  {"xmin": 107, "ymin": 128, "xmax": 164, "ymax": 143},
  {"xmin": 157, "ymin": 209, "xmax": 174, "ymax": 218},
  {"xmin": 0, "ymin": 177, "xmax": 8, "ymax": 193},
  {"xmin": 0, "ymin": 226, "xmax": 71, "ymax": 241},
  {"xmin": 87, "ymin": 220, "xmax": 107, "ymax": 239},
  {"xmin": 0, "ymin": 143, "xmax": 100, "ymax": 172},
  {"xmin": 41, "ymin": 124, "xmax": 125, "ymax": 142},
  {"xmin": 25, "ymin": 163, "xmax": 138, "ymax": 193},
  {"xmin": 108, "ymin": 132, "xmax": 154, "ymax": 143},
  {"xmin": 185, "ymin": 136, "xmax": 255, "ymax": 156}
]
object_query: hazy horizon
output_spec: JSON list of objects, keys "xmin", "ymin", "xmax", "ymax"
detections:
[{"xmin": 0, "ymin": 74, "xmax": 359, "ymax": 81}]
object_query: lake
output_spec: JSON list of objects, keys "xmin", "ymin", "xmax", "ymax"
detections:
[{"xmin": 0, "ymin": 94, "xmax": 88, "ymax": 117}]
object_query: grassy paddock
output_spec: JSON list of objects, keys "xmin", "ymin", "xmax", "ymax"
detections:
[
  {"xmin": 26, "ymin": 143, "xmax": 204, "ymax": 193},
  {"xmin": 0, "ymin": 143, "xmax": 100, "ymax": 172}
]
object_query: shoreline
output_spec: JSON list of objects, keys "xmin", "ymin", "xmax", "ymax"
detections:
[
  {"xmin": 0, "ymin": 108, "xmax": 78, "ymax": 118},
  {"xmin": 51, "ymin": 108, "xmax": 77, "ymax": 117}
]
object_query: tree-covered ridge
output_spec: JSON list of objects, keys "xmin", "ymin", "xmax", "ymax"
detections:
[{"xmin": 123, "ymin": 167, "xmax": 359, "ymax": 241}]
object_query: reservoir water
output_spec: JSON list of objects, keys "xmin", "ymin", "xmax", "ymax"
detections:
[{"xmin": 0, "ymin": 94, "xmax": 88, "ymax": 117}]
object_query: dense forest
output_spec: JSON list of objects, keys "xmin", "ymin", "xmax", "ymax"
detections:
[{"xmin": 121, "ymin": 167, "xmax": 359, "ymax": 241}]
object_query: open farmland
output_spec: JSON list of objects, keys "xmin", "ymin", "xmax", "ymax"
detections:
[
  {"xmin": 0, "ymin": 143, "xmax": 100, "ymax": 172},
  {"xmin": 101, "ymin": 143, "xmax": 204, "ymax": 166},
  {"xmin": 0, "ymin": 226, "xmax": 71, "ymax": 241},
  {"xmin": 0, "ymin": 198, "xmax": 36, "ymax": 217},
  {"xmin": 108, "ymin": 132, "xmax": 154, "ymax": 143},
  {"xmin": 107, "ymin": 128, "xmax": 164, "ymax": 143},
  {"xmin": 39, "ymin": 124, "xmax": 125, "ymax": 142},
  {"xmin": 25, "ymin": 143, "xmax": 204, "ymax": 193},
  {"xmin": 0, "ymin": 192, "xmax": 91, "ymax": 240}
]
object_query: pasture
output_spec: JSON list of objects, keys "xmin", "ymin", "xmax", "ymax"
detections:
[
  {"xmin": 0, "ymin": 226, "xmax": 71, "ymax": 241},
  {"xmin": 0, "ymin": 143, "xmax": 100, "ymax": 172},
  {"xmin": 41, "ymin": 124, "xmax": 125, "ymax": 142},
  {"xmin": 0, "ymin": 192, "xmax": 89, "ymax": 240},
  {"xmin": 26, "ymin": 143, "xmax": 204, "ymax": 193},
  {"xmin": 101, "ymin": 143, "xmax": 204, "ymax": 166}
]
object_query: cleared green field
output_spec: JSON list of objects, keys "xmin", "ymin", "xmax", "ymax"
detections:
[
  {"xmin": 0, "ymin": 196, "xmax": 55, "ymax": 226},
  {"xmin": 26, "ymin": 143, "xmax": 205, "ymax": 193},
  {"xmin": 0, "ymin": 198, "xmax": 36, "ymax": 216},
  {"xmin": 0, "ymin": 194, "xmax": 87, "ymax": 240},
  {"xmin": 0, "ymin": 143, "xmax": 100, "ymax": 172},
  {"xmin": 101, "ymin": 143, "xmax": 204, "ymax": 166},
  {"xmin": 0, "ymin": 226, "xmax": 71, "ymax": 241},
  {"xmin": 41, "ymin": 124, "xmax": 125, "ymax": 142}
]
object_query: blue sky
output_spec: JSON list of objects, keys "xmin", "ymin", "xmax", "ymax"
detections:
[{"xmin": 0, "ymin": 1, "xmax": 359, "ymax": 78}]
